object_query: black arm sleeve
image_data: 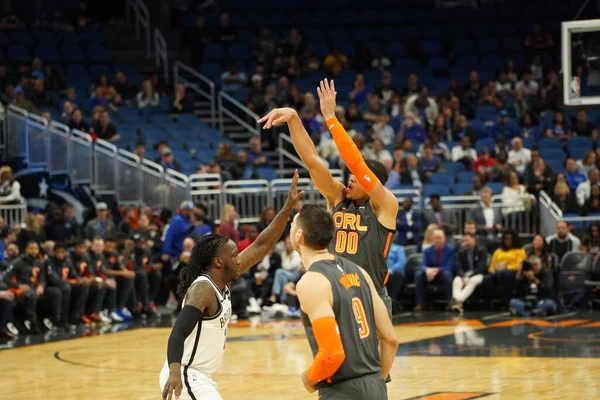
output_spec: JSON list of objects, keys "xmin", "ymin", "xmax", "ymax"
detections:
[{"xmin": 167, "ymin": 305, "xmax": 204, "ymax": 365}]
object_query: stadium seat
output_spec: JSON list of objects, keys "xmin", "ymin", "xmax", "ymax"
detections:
[
  {"xmin": 256, "ymin": 167, "xmax": 279, "ymax": 181},
  {"xmin": 421, "ymin": 40, "xmax": 442, "ymax": 55},
  {"xmin": 66, "ymin": 64, "xmax": 88, "ymax": 77},
  {"xmin": 309, "ymin": 42, "xmax": 329, "ymax": 58},
  {"xmin": 570, "ymin": 147, "xmax": 590, "ymax": 160},
  {"xmin": 567, "ymin": 137, "xmax": 593, "ymax": 152},
  {"xmin": 12, "ymin": 31, "xmax": 33, "ymax": 47},
  {"xmin": 453, "ymin": 39, "xmax": 474, "ymax": 54},
  {"xmin": 7, "ymin": 45, "xmax": 30, "ymax": 62},
  {"xmin": 486, "ymin": 182, "xmax": 505, "ymax": 194},
  {"xmin": 428, "ymin": 57, "xmax": 448, "ymax": 73},
  {"xmin": 228, "ymin": 43, "xmax": 251, "ymax": 60},
  {"xmin": 35, "ymin": 45, "xmax": 59, "ymax": 62},
  {"xmin": 539, "ymin": 148, "xmax": 566, "ymax": 164},
  {"xmin": 422, "ymin": 184, "xmax": 450, "ymax": 197},
  {"xmin": 469, "ymin": 120, "xmax": 488, "ymax": 138},
  {"xmin": 62, "ymin": 46, "xmax": 86, "ymax": 63},
  {"xmin": 442, "ymin": 162, "xmax": 466, "ymax": 175},
  {"xmin": 34, "ymin": 31, "xmax": 57, "ymax": 46},
  {"xmin": 457, "ymin": 171, "xmax": 477, "ymax": 183},
  {"xmin": 204, "ymin": 44, "xmax": 225, "ymax": 61},
  {"xmin": 475, "ymin": 138, "xmax": 494, "ymax": 153},
  {"xmin": 385, "ymin": 41, "xmax": 406, "ymax": 57},
  {"xmin": 537, "ymin": 137, "xmax": 562, "ymax": 150},
  {"xmin": 475, "ymin": 106, "xmax": 499, "ymax": 122},
  {"xmin": 87, "ymin": 44, "xmax": 111, "ymax": 62},
  {"xmin": 90, "ymin": 64, "xmax": 113, "ymax": 80},
  {"xmin": 453, "ymin": 183, "xmax": 473, "ymax": 195},
  {"xmin": 502, "ymin": 37, "xmax": 523, "ymax": 52},
  {"xmin": 429, "ymin": 173, "xmax": 452, "ymax": 185},
  {"xmin": 477, "ymin": 38, "xmax": 499, "ymax": 53}
]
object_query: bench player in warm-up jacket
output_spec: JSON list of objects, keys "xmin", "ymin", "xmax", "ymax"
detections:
[
  {"xmin": 160, "ymin": 171, "xmax": 304, "ymax": 400},
  {"xmin": 259, "ymin": 79, "xmax": 399, "ymax": 317},
  {"xmin": 291, "ymin": 204, "xmax": 398, "ymax": 399}
]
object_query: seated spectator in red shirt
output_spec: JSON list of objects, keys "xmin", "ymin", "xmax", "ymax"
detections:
[
  {"xmin": 218, "ymin": 204, "xmax": 240, "ymax": 244},
  {"xmin": 525, "ymin": 23, "xmax": 553, "ymax": 50},
  {"xmin": 237, "ymin": 225, "xmax": 258, "ymax": 253},
  {"xmin": 473, "ymin": 147, "xmax": 497, "ymax": 182}
]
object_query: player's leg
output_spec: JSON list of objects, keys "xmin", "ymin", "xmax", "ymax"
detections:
[
  {"xmin": 40, "ymin": 286, "xmax": 62, "ymax": 327},
  {"xmin": 19, "ymin": 289, "xmax": 37, "ymax": 330},
  {"xmin": 147, "ymin": 269, "xmax": 162, "ymax": 309},
  {"xmin": 53, "ymin": 282, "xmax": 71, "ymax": 326},
  {"xmin": 159, "ymin": 364, "xmax": 223, "ymax": 400},
  {"xmin": 69, "ymin": 283, "xmax": 89, "ymax": 323},
  {"xmin": 135, "ymin": 270, "xmax": 150, "ymax": 311}
]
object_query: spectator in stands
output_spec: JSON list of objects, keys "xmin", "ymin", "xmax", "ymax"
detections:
[
  {"xmin": 507, "ymin": 137, "xmax": 531, "ymax": 177},
  {"xmin": 486, "ymin": 230, "xmax": 526, "ymax": 304},
  {"xmin": 187, "ymin": 210, "xmax": 213, "ymax": 241},
  {"xmin": 424, "ymin": 194, "xmax": 457, "ymax": 235},
  {"xmin": 527, "ymin": 234, "xmax": 553, "ymax": 270},
  {"xmin": 247, "ymin": 74, "xmax": 267, "ymax": 115},
  {"xmin": 525, "ymin": 23, "xmax": 554, "ymax": 50},
  {"xmin": 214, "ymin": 142, "xmax": 236, "ymax": 172},
  {"xmin": 133, "ymin": 142, "xmax": 145, "ymax": 160},
  {"xmin": 161, "ymin": 201, "xmax": 194, "ymax": 263},
  {"xmin": 581, "ymin": 223, "xmax": 600, "ymax": 260},
  {"xmin": 349, "ymin": 73, "xmax": 372, "ymax": 106},
  {"xmin": 6, "ymin": 243, "xmax": 19, "ymax": 264},
  {"xmin": 299, "ymin": 106, "xmax": 321, "ymax": 137},
  {"xmin": 418, "ymin": 224, "xmax": 438, "ymax": 252},
  {"xmin": 68, "ymin": 108, "xmax": 89, "ymax": 132},
  {"xmin": 545, "ymin": 111, "xmax": 568, "ymax": 139},
  {"xmin": 503, "ymin": 89, "xmax": 529, "ymax": 120},
  {"xmin": 525, "ymin": 155, "xmax": 554, "ymax": 196},
  {"xmin": 509, "ymin": 255, "xmax": 556, "ymax": 317},
  {"xmin": 425, "ymin": 130, "xmax": 451, "ymax": 161},
  {"xmin": 117, "ymin": 207, "xmax": 137, "ymax": 236},
  {"xmin": 396, "ymin": 198, "xmax": 422, "ymax": 246},
  {"xmin": 473, "ymin": 147, "xmax": 496, "ymax": 182},
  {"xmin": 577, "ymin": 151, "xmax": 598, "ymax": 176},
  {"xmin": 546, "ymin": 221, "xmax": 581, "ymax": 262},
  {"xmin": 466, "ymin": 175, "xmax": 484, "ymax": 196},
  {"xmin": 274, "ymin": 77, "xmax": 291, "ymax": 107},
  {"xmin": 0, "ymin": 166, "xmax": 21, "ymax": 204},
  {"xmin": 479, "ymin": 81, "xmax": 503, "ymax": 108},
  {"xmin": 16, "ymin": 212, "xmax": 43, "ymax": 252},
  {"xmin": 171, "ymin": 83, "xmax": 194, "ymax": 115},
  {"xmin": 451, "ymin": 233, "xmax": 488, "ymax": 315},
  {"xmin": 65, "ymin": 87, "xmax": 82, "ymax": 110},
  {"xmin": 468, "ymin": 187, "xmax": 502, "ymax": 242},
  {"xmin": 257, "ymin": 206, "xmax": 275, "ymax": 233},
  {"xmin": 576, "ymin": 168, "xmax": 600, "ymax": 207},
  {"xmin": 494, "ymin": 135, "xmax": 510, "ymax": 156},
  {"xmin": 565, "ymin": 158, "xmax": 587, "ymax": 192},
  {"xmin": 221, "ymin": 63, "xmax": 247, "ymax": 94},
  {"xmin": 397, "ymin": 112, "xmax": 427, "ymax": 145},
  {"xmin": 44, "ymin": 204, "xmax": 80, "ymax": 245},
  {"xmin": 583, "ymin": 184, "xmax": 600, "ymax": 215},
  {"xmin": 491, "ymin": 151, "xmax": 514, "ymax": 183},
  {"xmin": 159, "ymin": 147, "xmax": 182, "ymax": 172},
  {"xmin": 372, "ymin": 139, "xmax": 393, "ymax": 170},
  {"xmin": 84, "ymin": 202, "xmax": 116, "ymax": 240},
  {"xmin": 401, "ymin": 73, "xmax": 421, "ymax": 97},
  {"xmin": 60, "ymin": 100, "xmax": 74, "ymax": 124},
  {"xmin": 386, "ymin": 242, "xmax": 406, "ymax": 314},
  {"xmin": 279, "ymin": 28, "xmax": 307, "ymax": 58},
  {"xmin": 400, "ymin": 154, "xmax": 425, "ymax": 189},
  {"xmin": 92, "ymin": 111, "xmax": 120, "ymax": 142},
  {"xmin": 29, "ymin": 79, "xmax": 52, "ymax": 108},
  {"xmin": 406, "ymin": 87, "xmax": 438, "ymax": 128},
  {"xmin": 496, "ymin": 71, "xmax": 513, "ymax": 99},
  {"xmin": 451, "ymin": 135, "xmax": 477, "ymax": 170},
  {"xmin": 269, "ymin": 235, "xmax": 302, "ymax": 305},
  {"xmin": 93, "ymin": 74, "xmax": 115, "ymax": 100},
  {"xmin": 323, "ymin": 48, "xmax": 349, "ymax": 77},
  {"xmin": 218, "ymin": 204, "xmax": 240, "ymax": 244},
  {"xmin": 214, "ymin": 13, "xmax": 237, "ymax": 42},
  {"xmin": 247, "ymin": 137, "xmax": 270, "ymax": 167},
  {"xmin": 489, "ymin": 112, "xmax": 518, "ymax": 140},
  {"xmin": 237, "ymin": 225, "xmax": 259, "ymax": 253},
  {"xmin": 515, "ymin": 71, "xmax": 539, "ymax": 97},
  {"xmin": 552, "ymin": 182, "xmax": 579, "ymax": 214},
  {"xmin": 374, "ymin": 72, "xmax": 399, "ymax": 105},
  {"xmin": 230, "ymin": 151, "xmax": 254, "ymax": 180},
  {"xmin": 136, "ymin": 80, "xmax": 159, "ymax": 110},
  {"xmin": 530, "ymin": 55, "xmax": 544, "ymax": 83},
  {"xmin": 532, "ymin": 88, "xmax": 554, "ymax": 116},
  {"xmin": 12, "ymin": 86, "xmax": 38, "ymax": 114},
  {"xmin": 345, "ymin": 102, "xmax": 362, "ymax": 124},
  {"xmin": 114, "ymin": 72, "xmax": 137, "ymax": 100},
  {"xmin": 414, "ymin": 229, "xmax": 456, "ymax": 311},
  {"xmin": 571, "ymin": 110, "xmax": 598, "ymax": 140},
  {"xmin": 363, "ymin": 96, "xmax": 391, "ymax": 124},
  {"xmin": 519, "ymin": 114, "xmax": 539, "ymax": 140},
  {"xmin": 420, "ymin": 142, "xmax": 442, "ymax": 180},
  {"xmin": 252, "ymin": 27, "xmax": 276, "ymax": 63},
  {"xmin": 502, "ymin": 171, "xmax": 529, "ymax": 214}
]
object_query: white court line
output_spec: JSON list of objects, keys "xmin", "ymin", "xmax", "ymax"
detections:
[
  {"xmin": 482, "ymin": 312, "xmax": 511, "ymax": 320},
  {"xmin": 544, "ymin": 311, "xmax": 578, "ymax": 321}
]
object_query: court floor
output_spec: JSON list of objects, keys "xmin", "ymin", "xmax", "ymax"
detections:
[{"xmin": 1, "ymin": 311, "xmax": 600, "ymax": 400}]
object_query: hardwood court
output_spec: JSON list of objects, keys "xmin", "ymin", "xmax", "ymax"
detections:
[{"xmin": 2, "ymin": 315, "xmax": 600, "ymax": 400}]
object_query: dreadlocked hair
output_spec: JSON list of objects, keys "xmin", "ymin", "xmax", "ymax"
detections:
[{"xmin": 177, "ymin": 234, "xmax": 230, "ymax": 299}]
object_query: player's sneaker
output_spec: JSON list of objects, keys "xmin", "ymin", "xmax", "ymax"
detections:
[
  {"xmin": 119, "ymin": 308, "xmax": 134, "ymax": 321},
  {"xmin": 286, "ymin": 307, "xmax": 301, "ymax": 319},
  {"xmin": 109, "ymin": 309, "xmax": 124, "ymax": 322},
  {"xmin": 98, "ymin": 311, "xmax": 112, "ymax": 324},
  {"xmin": 42, "ymin": 318, "xmax": 54, "ymax": 331},
  {"xmin": 23, "ymin": 320, "xmax": 33, "ymax": 333},
  {"xmin": 166, "ymin": 299, "xmax": 179, "ymax": 310},
  {"xmin": 6, "ymin": 322, "xmax": 19, "ymax": 336},
  {"xmin": 81, "ymin": 314, "xmax": 93, "ymax": 324},
  {"xmin": 246, "ymin": 297, "xmax": 261, "ymax": 314}
]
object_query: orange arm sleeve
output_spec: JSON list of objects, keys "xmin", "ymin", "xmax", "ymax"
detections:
[
  {"xmin": 306, "ymin": 317, "xmax": 346, "ymax": 384},
  {"xmin": 326, "ymin": 117, "xmax": 378, "ymax": 191}
]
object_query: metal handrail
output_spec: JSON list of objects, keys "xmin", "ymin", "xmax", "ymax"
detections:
[
  {"xmin": 154, "ymin": 28, "xmax": 169, "ymax": 84},
  {"xmin": 125, "ymin": 0, "xmax": 151, "ymax": 57},
  {"xmin": 277, "ymin": 133, "xmax": 305, "ymax": 174},
  {"xmin": 174, "ymin": 61, "xmax": 216, "ymax": 126},
  {"xmin": 539, "ymin": 190, "xmax": 563, "ymax": 219},
  {"xmin": 218, "ymin": 91, "xmax": 260, "ymax": 138}
]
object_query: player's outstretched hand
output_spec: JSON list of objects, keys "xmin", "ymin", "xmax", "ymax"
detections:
[
  {"xmin": 162, "ymin": 372, "xmax": 183, "ymax": 400},
  {"xmin": 284, "ymin": 169, "xmax": 305, "ymax": 210},
  {"xmin": 316, "ymin": 78, "xmax": 337, "ymax": 121},
  {"xmin": 257, "ymin": 107, "xmax": 298, "ymax": 129}
]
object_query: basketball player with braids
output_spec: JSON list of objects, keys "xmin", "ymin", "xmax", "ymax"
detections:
[
  {"xmin": 259, "ymin": 79, "xmax": 399, "ymax": 317},
  {"xmin": 160, "ymin": 171, "xmax": 304, "ymax": 400}
]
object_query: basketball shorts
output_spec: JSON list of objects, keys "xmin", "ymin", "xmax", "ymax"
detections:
[
  {"xmin": 160, "ymin": 361, "xmax": 222, "ymax": 400},
  {"xmin": 318, "ymin": 373, "xmax": 387, "ymax": 400}
]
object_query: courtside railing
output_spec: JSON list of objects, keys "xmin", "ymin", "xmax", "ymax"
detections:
[
  {"xmin": 539, "ymin": 190, "xmax": 600, "ymax": 236},
  {"xmin": 174, "ymin": 61, "xmax": 216, "ymax": 126},
  {"xmin": 218, "ymin": 91, "xmax": 260, "ymax": 140},
  {"xmin": 125, "ymin": 0, "xmax": 151, "ymax": 58}
]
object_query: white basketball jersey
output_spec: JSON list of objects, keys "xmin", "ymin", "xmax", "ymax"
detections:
[{"xmin": 179, "ymin": 274, "xmax": 232, "ymax": 376}]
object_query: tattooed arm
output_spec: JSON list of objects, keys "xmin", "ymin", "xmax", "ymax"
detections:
[
  {"xmin": 237, "ymin": 169, "xmax": 304, "ymax": 274},
  {"xmin": 163, "ymin": 281, "xmax": 216, "ymax": 400}
]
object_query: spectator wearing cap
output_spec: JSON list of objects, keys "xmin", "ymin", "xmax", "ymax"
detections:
[
  {"xmin": 159, "ymin": 147, "xmax": 182, "ymax": 172},
  {"xmin": 374, "ymin": 72, "xmax": 399, "ymax": 105},
  {"xmin": 12, "ymin": 86, "xmax": 38, "ymax": 114},
  {"xmin": 397, "ymin": 112, "xmax": 427, "ymax": 145},
  {"xmin": 507, "ymin": 137, "xmax": 531, "ymax": 177},
  {"xmin": 84, "ymin": 202, "xmax": 116, "ymax": 240},
  {"xmin": 473, "ymin": 147, "xmax": 497, "ymax": 182},
  {"xmin": 92, "ymin": 111, "xmax": 120, "ymax": 142},
  {"xmin": 247, "ymin": 74, "xmax": 267, "ymax": 115},
  {"xmin": 565, "ymin": 158, "xmax": 587, "ymax": 192},
  {"xmin": 0, "ymin": 166, "xmax": 21, "ymax": 204},
  {"xmin": 489, "ymin": 112, "xmax": 519, "ymax": 141},
  {"xmin": 44, "ymin": 204, "xmax": 81, "ymax": 246},
  {"xmin": 162, "ymin": 201, "xmax": 194, "ymax": 260}
]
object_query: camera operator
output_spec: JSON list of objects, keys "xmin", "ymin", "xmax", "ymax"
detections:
[{"xmin": 509, "ymin": 256, "xmax": 557, "ymax": 317}]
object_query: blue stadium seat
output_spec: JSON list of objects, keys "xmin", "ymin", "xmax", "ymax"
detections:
[
  {"xmin": 228, "ymin": 43, "xmax": 251, "ymax": 60},
  {"xmin": 435, "ymin": 79, "xmax": 450, "ymax": 93},
  {"xmin": 66, "ymin": 64, "xmax": 88, "ymax": 77},
  {"xmin": 80, "ymin": 27, "xmax": 104, "ymax": 45},
  {"xmin": 457, "ymin": 171, "xmax": 477, "ymax": 183},
  {"xmin": 422, "ymin": 184, "xmax": 450, "ymax": 197},
  {"xmin": 178, "ymin": 114, "xmax": 199, "ymax": 125},
  {"xmin": 442, "ymin": 162, "xmax": 466, "ymax": 175},
  {"xmin": 428, "ymin": 57, "xmax": 448, "ymax": 73},
  {"xmin": 478, "ymin": 38, "xmax": 499, "ymax": 53},
  {"xmin": 35, "ymin": 45, "xmax": 59, "ymax": 62},
  {"xmin": 366, "ymin": 42, "xmax": 382, "ymax": 57},
  {"xmin": 429, "ymin": 173, "xmax": 452, "ymax": 185},
  {"xmin": 486, "ymin": 182, "xmax": 505, "ymax": 195},
  {"xmin": 201, "ymin": 63, "xmax": 223, "ymax": 83},
  {"xmin": 494, "ymin": 24, "xmax": 517, "ymax": 37},
  {"xmin": 469, "ymin": 120, "xmax": 488, "ymax": 138},
  {"xmin": 90, "ymin": 64, "xmax": 112, "ymax": 80},
  {"xmin": 475, "ymin": 138, "xmax": 494, "ymax": 153},
  {"xmin": 502, "ymin": 37, "xmax": 523, "ymax": 52},
  {"xmin": 546, "ymin": 158, "xmax": 565, "ymax": 174},
  {"xmin": 481, "ymin": 54, "xmax": 502, "ymax": 69},
  {"xmin": 308, "ymin": 42, "xmax": 329, "ymax": 58},
  {"xmin": 539, "ymin": 149, "xmax": 566, "ymax": 164},
  {"xmin": 62, "ymin": 46, "xmax": 86, "ymax": 63},
  {"xmin": 385, "ymin": 41, "xmax": 406, "ymax": 57},
  {"xmin": 34, "ymin": 31, "xmax": 57, "ymax": 46},
  {"xmin": 475, "ymin": 105, "xmax": 499, "ymax": 122},
  {"xmin": 87, "ymin": 44, "xmax": 111, "ymax": 62},
  {"xmin": 150, "ymin": 115, "xmax": 175, "ymax": 126},
  {"xmin": 453, "ymin": 39, "xmax": 474, "ymax": 54},
  {"xmin": 421, "ymin": 40, "xmax": 442, "ymax": 55},
  {"xmin": 12, "ymin": 31, "xmax": 33, "ymax": 47},
  {"xmin": 204, "ymin": 44, "xmax": 225, "ymax": 60},
  {"xmin": 567, "ymin": 137, "xmax": 593, "ymax": 152},
  {"xmin": 569, "ymin": 147, "xmax": 589, "ymax": 160},
  {"xmin": 256, "ymin": 167, "xmax": 279, "ymax": 181},
  {"xmin": 537, "ymin": 137, "xmax": 562, "ymax": 150},
  {"xmin": 57, "ymin": 31, "xmax": 79, "ymax": 45},
  {"xmin": 453, "ymin": 183, "xmax": 473, "ymax": 195},
  {"xmin": 350, "ymin": 122, "xmax": 367, "ymax": 133},
  {"xmin": 7, "ymin": 46, "xmax": 30, "ymax": 62}
]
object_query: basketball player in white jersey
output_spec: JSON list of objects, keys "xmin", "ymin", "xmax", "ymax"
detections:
[{"xmin": 161, "ymin": 171, "xmax": 304, "ymax": 400}]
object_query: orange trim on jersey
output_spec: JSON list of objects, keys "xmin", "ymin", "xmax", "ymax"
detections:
[
  {"xmin": 383, "ymin": 232, "xmax": 393, "ymax": 258},
  {"xmin": 383, "ymin": 271, "xmax": 390, "ymax": 286}
]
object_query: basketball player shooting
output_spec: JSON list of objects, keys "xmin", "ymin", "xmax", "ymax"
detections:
[
  {"xmin": 291, "ymin": 204, "xmax": 398, "ymax": 399},
  {"xmin": 258, "ymin": 78, "xmax": 399, "ymax": 317},
  {"xmin": 160, "ymin": 171, "xmax": 304, "ymax": 400}
]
